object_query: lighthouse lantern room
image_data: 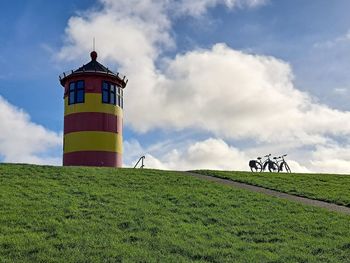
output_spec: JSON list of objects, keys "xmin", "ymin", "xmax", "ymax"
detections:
[{"xmin": 59, "ymin": 51, "xmax": 128, "ymax": 167}]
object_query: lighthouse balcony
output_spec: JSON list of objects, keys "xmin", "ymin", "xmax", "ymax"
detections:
[{"xmin": 59, "ymin": 69, "xmax": 128, "ymax": 87}]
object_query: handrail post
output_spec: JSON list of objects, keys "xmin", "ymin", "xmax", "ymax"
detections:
[
  {"xmin": 134, "ymin": 155, "xmax": 145, "ymax": 169},
  {"xmin": 141, "ymin": 156, "xmax": 145, "ymax": 169}
]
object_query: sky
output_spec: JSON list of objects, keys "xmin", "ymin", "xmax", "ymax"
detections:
[{"xmin": 1, "ymin": 0, "xmax": 350, "ymax": 173}]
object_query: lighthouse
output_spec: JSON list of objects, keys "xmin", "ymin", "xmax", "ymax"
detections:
[{"xmin": 59, "ymin": 51, "xmax": 128, "ymax": 167}]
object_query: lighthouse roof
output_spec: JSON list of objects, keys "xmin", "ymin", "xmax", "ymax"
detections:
[
  {"xmin": 74, "ymin": 51, "xmax": 110, "ymax": 73},
  {"xmin": 59, "ymin": 51, "xmax": 128, "ymax": 87}
]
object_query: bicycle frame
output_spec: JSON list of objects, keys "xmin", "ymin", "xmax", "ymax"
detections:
[
  {"xmin": 256, "ymin": 154, "xmax": 278, "ymax": 172},
  {"xmin": 273, "ymin": 154, "xmax": 291, "ymax": 173}
]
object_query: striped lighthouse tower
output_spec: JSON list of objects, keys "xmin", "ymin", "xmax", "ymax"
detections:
[{"xmin": 59, "ymin": 51, "xmax": 128, "ymax": 167}]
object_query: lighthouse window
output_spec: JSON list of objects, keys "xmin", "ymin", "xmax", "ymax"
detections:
[
  {"xmin": 117, "ymin": 88, "xmax": 121, "ymax": 107},
  {"xmin": 119, "ymin": 88, "xmax": 123, "ymax": 109},
  {"xmin": 111, "ymin": 85, "xmax": 116, "ymax": 105},
  {"xmin": 69, "ymin": 83, "xmax": 75, "ymax": 105},
  {"xmin": 76, "ymin": 81, "xmax": 84, "ymax": 103},
  {"xmin": 102, "ymin": 82, "xmax": 109, "ymax": 103},
  {"xmin": 68, "ymin": 80, "xmax": 85, "ymax": 105},
  {"xmin": 102, "ymin": 81, "xmax": 122, "ymax": 107}
]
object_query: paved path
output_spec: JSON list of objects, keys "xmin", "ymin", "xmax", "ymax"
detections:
[{"xmin": 183, "ymin": 171, "xmax": 350, "ymax": 215}]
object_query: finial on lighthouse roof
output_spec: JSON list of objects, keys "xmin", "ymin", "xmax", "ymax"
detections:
[
  {"xmin": 90, "ymin": 37, "xmax": 97, "ymax": 61},
  {"xmin": 90, "ymin": 51, "xmax": 97, "ymax": 61}
]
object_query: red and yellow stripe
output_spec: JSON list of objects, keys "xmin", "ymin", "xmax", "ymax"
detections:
[
  {"xmin": 64, "ymin": 151, "xmax": 122, "ymax": 167},
  {"xmin": 63, "ymin": 75, "xmax": 125, "ymax": 96},
  {"xmin": 64, "ymin": 94, "xmax": 123, "ymax": 117},
  {"xmin": 64, "ymin": 131, "xmax": 122, "ymax": 153},
  {"xmin": 63, "ymin": 83, "xmax": 123, "ymax": 168},
  {"xmin": 64, "ymin": 112, "xmax": 122, "ymax": 134}
]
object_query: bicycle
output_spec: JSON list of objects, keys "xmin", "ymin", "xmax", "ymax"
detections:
[
  {"xmin": 249, "ymin": 154, "xmax": 279, "ymax": 173},
  {"xmin": 274, "ymin": 154, "xmax": 291, "ymax": 173}
]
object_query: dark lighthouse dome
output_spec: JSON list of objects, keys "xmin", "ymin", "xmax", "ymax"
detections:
[{"xmin": 59, "ymin": 51, "xmax": 128, "ymax": 88}]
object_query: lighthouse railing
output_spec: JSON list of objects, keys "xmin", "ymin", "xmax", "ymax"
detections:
[{"xmin": 59, "ymin": 70, "xmax": 127, "ymax": 83}]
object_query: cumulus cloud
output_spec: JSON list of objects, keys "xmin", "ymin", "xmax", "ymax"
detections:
[
  {"xmin": 0, "ymin": 96, "xmax": 62, "ymax": 165},
  {"xmin": 124, "ymin": 137, "xmax": 312, "ymax": 173},
  {"xmin": 309, "ymin": 143, "xmax": 350, "ymax": 174},
  {"xmin": 58, "ymin": 0, "xmax": 350, "ymax": 145},
  {"xmin": 136, "ymin": 44, "xmax": 350, "ymax": 146},
  {"xmin": 59, "ymin": 0, "xmax": 172, "ymax": 64},
  {"xmin": 57, "ymin": 0, "xmax": 350, "ymax": 173},
  {"xmin": 124, "ymin": 138, "xmax": 249, "ymax": 170},
  {"xmin": 162, "ymin": 138, "xmax": 249, "ymax": 170}
]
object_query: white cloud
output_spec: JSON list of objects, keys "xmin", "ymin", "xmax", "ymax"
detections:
[
  {"xmin": 124, "ymin": 137, "xmax": 314, "ymax": 173},
  {"xmin": 124, "ymin": 137, "xmax": 249, "ymax": 170},
  {"xmin": 166, "ymin": 138, "xmax": 248, "ymax": 170},
  {"xmin": 57, "ymin": 0, "xmax": 350, "ymax": 173},
  {"xmin": 285, "ymin": 160, "xmax": 310, "ymax": 173},
  {"xmin": 0, "ymin": 96, "xmax": 62, "ymax": 165},
  {"xmin": 58, "ymin": 0, "xmax": 350, "ymax": 146},
  {"xmin": 58, "ymin": 0, "xmax": 266, "ymax": 63},
  {"xmin": 146, "ymin": 44, "xmax": 350, "ymax": 145},
  {"xmin": 309, "ymin": 144, "xmax": 350, "ymax": 174},
  {"xmin": 123, "ymin": 139, "xmax": 144, "ymax": 167},
  {"xmin": 59, "ymin": 0, "xmax": 172, "ymax": 64}
]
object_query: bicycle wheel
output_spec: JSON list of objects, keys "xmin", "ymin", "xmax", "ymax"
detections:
[
  {"xmin": 279, "ymin": 162, "xmax": 291, "ymax": 173},
  {"xmin": 250, "ymin": 162, "xmax": 262, "ymax": 172},
  {"xmin": 268, "ymin": 161, "xmax": 279, "ymax": 173},
  {"xmin": 279, "ymin": 162, "xmax": 284, "ymax": 172},
  {"xmin": 284, "ymin": 162, "xmax": 291, "ymax": 173}
]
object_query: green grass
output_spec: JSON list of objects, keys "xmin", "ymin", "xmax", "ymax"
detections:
[
  {"xmin": 193, "ymin": 170, "xmax": 350, "ymax": 207},
  {"xmin": 0, "ymin": 163, "xmax": 350, "ymax": 262}
]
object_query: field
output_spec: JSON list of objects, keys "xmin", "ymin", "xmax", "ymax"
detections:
[
  {"xmin": 0, "ymin": 164, "xmax": 350, "ymax": 262},
  {"xmin": 194, "ymin": 170, "xmax": 350, "ymax": 207}
]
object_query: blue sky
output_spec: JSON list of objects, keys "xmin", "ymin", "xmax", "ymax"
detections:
[
  {"xmin": 1, "ymin": 0, "xmax": 350, "ymax": 172},
  {"xmin": 0, "ymin": 0, "xmax": 96, "ymax": 131}
]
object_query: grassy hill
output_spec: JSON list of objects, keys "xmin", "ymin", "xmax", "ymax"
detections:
[
  {"xmin": 0, "ymin": 164, "xmax": 350, "ymax": 262},
  {"xmin": 194, "ymin": 170, "xmax": 350, "ymax": 207}
]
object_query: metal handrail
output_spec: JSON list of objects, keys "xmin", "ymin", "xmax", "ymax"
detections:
[{"xmin": 133, "ymin": 156, "xmax": 145, "ymax": 169}]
